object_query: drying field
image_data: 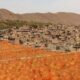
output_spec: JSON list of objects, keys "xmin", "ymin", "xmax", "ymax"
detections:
[{"xmin": 0, "ymin": 41, "xmax": 80, "ymax": 80}]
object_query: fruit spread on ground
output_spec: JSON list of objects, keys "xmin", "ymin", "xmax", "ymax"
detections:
[{"xmin": 0, "ymin": 40, "xmax": 79, "ymax": 80}]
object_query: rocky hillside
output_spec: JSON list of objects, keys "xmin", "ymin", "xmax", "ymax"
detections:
[
  {"xmin": 0, "ymin": 9, "xmax": 80, "ymax": 25},
  {"xmin": 0, "ymin": 9, "xmax": 18, "ymax": 20}
]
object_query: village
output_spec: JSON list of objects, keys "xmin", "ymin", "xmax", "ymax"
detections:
[{"xmin": 0, "ymin": 23, "xmax": 80, "ymax": 52}]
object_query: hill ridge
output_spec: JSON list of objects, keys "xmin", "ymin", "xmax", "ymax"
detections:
[{"xmin": 0, "ymin": 9, "xmax": 80, "ymax": 25}]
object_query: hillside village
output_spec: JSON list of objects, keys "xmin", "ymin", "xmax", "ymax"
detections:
[
  {"xmin": 0, "ymin": 22, "xmax": 80, "ymax": 52},
  {"xmin": 0, "ymin": 9, "xmax": 80, "ymax": 52}
]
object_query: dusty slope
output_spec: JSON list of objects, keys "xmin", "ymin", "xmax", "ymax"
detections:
[
  {"xmin": 0, "ymin": 9, "xmax": 19, "ymax": 20},
  {"xmin": 1, "ymin": 9, "xmax": 80, "ymax": 25},
  {"xmin": 0, "ymin": 40, "xmax": 79, "ymax": 80},
  {"xmin": 21, "ymin": 12, "xmax": 80, "ymax": 25}
]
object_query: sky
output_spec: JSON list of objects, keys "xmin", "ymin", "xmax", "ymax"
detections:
[{"xmin": 0, "ymin": 0, "xmax": 80, "ymax": 13}]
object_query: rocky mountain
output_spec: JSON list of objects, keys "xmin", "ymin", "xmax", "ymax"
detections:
[
  {"xmin": 0, "ymin": 9, "xmax": 18, "ymax": 20},
  {"xmin": 0, "ymin": 9, "xmax": 80, "ymax": 25}
]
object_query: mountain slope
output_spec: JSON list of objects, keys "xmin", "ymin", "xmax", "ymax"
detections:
[
  {"xmin": 21, "ymin": 12, "xmax": 80, "ymax": 25},
  {"xmin": 0, "ymin": 9, "xmax": 18, "ymax": 20},
  {"xmin": 0, "ymin": 9, "xmax": 80, "ymax": 25}
]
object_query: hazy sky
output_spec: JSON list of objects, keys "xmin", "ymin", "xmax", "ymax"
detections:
[{"xmin": 0, "ymin": 0, "xmax": 80, "ymax": 13}]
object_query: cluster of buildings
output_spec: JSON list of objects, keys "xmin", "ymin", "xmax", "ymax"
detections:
[{"xmin": 0, "ymin": 24, "xmax": 80, "ymax": 52}]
